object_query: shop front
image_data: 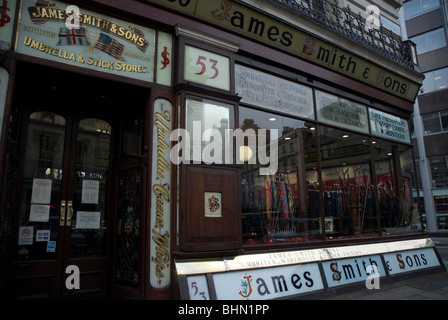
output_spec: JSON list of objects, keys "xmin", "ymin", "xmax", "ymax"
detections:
[{"xmin": 0, "ymin": 0, "xmax": 445, "ymax": 300}]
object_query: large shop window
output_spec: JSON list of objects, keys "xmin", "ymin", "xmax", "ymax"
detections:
[
  {"xmin": 239, "ymin": 107, "xmax": 421, "ymax": 245},
  {"xmin": 372, "ymin": 140, "xmax": 421, "ymax": 233},
  {"xmin": 240, "ymin": 107, "xmax": 321, "ymax": 245},
  {"xmin": 318, "ymin": 126, "xmax": 375, "ymax": 237}
]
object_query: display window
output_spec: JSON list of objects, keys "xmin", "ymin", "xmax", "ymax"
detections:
[
  {"xmin": 318, "ymin": 126, "xmax": 376, "ymax": 238},
  {"xmin": 240, "ymin": 106, "xmax": 321, "ymax": 245},
  {"xmin": 238, "ymin": 91, "xmax": 421, "ymax": 245},
  {"xmin": 372, "ymin": 139, "xmax": 421, "ymax": 234}
]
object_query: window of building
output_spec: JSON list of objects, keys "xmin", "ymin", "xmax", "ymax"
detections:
[
  {"xmin": 429, "ymin": 155, "xmax": 448, "ymax": 188},
  {"xmin": 403, "ymin": 0, "xmax": 440, "ymax": 20},
  {"xmin": 372, "ymin": 140, "xmax": 421, "ymax": 232},
  {"xmin": 421, "ymin": 67, "xmax": 448, "ymax": 94},
  {"xmin": 380, "ymin": 15, "xmax": 401, "ymax": 36},
  {"xmin": 422, "ymin": 111, "xmax": 448, "ymax": 134},
  {"xmin": 240, "ymin": 106, "xmax": 322, "ymax": 245},
  {"xmin": 411, "ymin": 28, "xmax": 447, "ymax": 55},
  {"xmin": 184, "ymin": 96, "xmax": 235, "ymax": 164}
]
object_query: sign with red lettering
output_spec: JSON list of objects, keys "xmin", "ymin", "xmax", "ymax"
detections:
[
  {"xmin": 15, "ymin": 0, "xmax": 155, "ymax": 82},
  {"xmin": 322, "ymin": 255, "xmax": 386, "ymax": 288},
  {"xmin": 184, "ymin": 45, "xmax": 230, "ymax": 91},
  {"xmin": 384, "ymin": 248, "xmax": 441, "ymax": 275}
]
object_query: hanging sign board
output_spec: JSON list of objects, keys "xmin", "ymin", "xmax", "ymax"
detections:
[
  {"xmin": 369, "ymin": 108, "xmax": 411, "ymax": 144},
  {"xmin": 15, "ymin": 0, "xmax": 155, "ymax": 82},
  {"xmin": 235, "ymin": 64, "xmax": 314, "ymax": 119},
  {"xmin": 316, "ymin": 90, "xmax": 369, "ymax": 134}
]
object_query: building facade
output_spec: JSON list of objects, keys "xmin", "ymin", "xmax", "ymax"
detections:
[
  {"xmin": 0, "ymin": 0, "xmax": 444, "ymax": 300},
  {"xmin": 401, "ymin": 0, "xmax": 448, "ymax": 231}
]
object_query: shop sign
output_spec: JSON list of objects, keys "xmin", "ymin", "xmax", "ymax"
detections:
[
  {"xmin": 0, "ymin": 0, "xmax": 16, "ymax": 50},
  {"xmin": 184, "ymin": 45, "xmax": 230, "ymax": 91},
  {"xmin": 235, "ymin": 64, "xmax": 314, "ymax": 119},
  {"xmin": 149, "ymin": 0, "xmax": 421, "ymax": 102},
  {"xmin": 212, "ymin": 263, "xmax": 323, "ymax": 300},
  {"xmin": 369, "ymin": 108, "xmax": 411, "ymax": 144},
  {"xmin": 322, "ymin": 254, "xmax": 386, "ymax": 288},
  {"xmin": 150, "ymin": 99, "xmax": 173, "ymax": 288},
  {"xmin": 156, "ymin": 31, "xmax": 172, "ymax": 86},
  {"xmin": 316, "ymin": 90, "xmax": 369, "ymax": 134},
  {"xmin": 384, "ymin": 248, "xmax": 441, "ymax": 275},
  {"xmin": 15, "ymin": 0, "xmax": 155, "ymax": 82}
]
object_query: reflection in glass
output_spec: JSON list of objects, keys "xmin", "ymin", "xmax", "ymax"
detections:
[
  {"xmin": 319, "ymin": 126, "xmax": 376, "ymax": 238},
  {"xmin": 240, "ymin": 107, "xmax": 321, "ymax": 244},
  {"xmin": 17, "ymin": 112, "xmax": 66, "ymax": 260},
  {"xmin": 186, "ymin": 96, "xmax": 234, "ymax": 164},
  {"xmin": 373, "ymin": 140, "xmax": 421, "ymax": 234},
  {"xmin": 71, "ymin": 118, "xmax": 111, "ymax": 258}
]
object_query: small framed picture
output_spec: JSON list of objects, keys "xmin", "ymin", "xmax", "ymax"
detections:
[{"xmin": 205, "ymin": 192, "xmax": 222, "ymax": 218}]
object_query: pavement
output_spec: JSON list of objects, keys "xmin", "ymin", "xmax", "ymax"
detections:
[{"xmin": 323, "ymin": 234, "xmax": 448, "ymax": 300}]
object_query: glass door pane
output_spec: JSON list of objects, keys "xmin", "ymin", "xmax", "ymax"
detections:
[
  {"xmin": 70, "ymin": 118, "xmax": 111, "ymax": 258},
  {"xmin": 17, "ymin": 112, "xmax": 67, "ymax": 260}
]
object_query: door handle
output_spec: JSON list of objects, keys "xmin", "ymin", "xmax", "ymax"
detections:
[
  {"xmin": 67, "ymin": 200, "xmax": 74, "ymax": 227},
  {"xmin": 60, "ymin": 200, "xmax": 67, "ymax": 226}
]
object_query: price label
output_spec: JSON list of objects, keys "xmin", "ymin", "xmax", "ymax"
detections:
[
  {"xmin": 184, "ymin": 45, "xmax": 230, "ymax": 91},
  {"xmin": 186, "ymin": 275, "xmax": 210, "ymax": 300}
]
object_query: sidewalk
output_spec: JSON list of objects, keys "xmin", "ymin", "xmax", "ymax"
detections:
[{"xmin": 323, "ymin": 235, "xmax": 448, "ymax": 300}]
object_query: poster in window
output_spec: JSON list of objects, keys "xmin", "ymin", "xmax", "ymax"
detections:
[
  {"xmin": 81, "ymin": 180, "xmax": 100, "ymax": 204},
  {"xmin": 31, "ymin": 179, "xmax": 52, "ymax": 204}
]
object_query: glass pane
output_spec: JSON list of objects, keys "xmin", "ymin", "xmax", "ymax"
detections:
[
  {"xmin": 422, "ymin": 113, "xmax": 442, "ymax": 134},
  {"xmin": 411, "ymin": 33, "xmax": 428, "ymax": 55},
  {"xmin": 319, "ymin": 126, "xmax": 375, "ymax": 238},
  {"xmin": 429, "ymin": 155, "xmax": 448, "ymax": 188},
  {"xmin": 373, "ymin": 140, "xmax": 421, "ymax": 234},
  {"xmin": 17, "ymin": 112, "xmax": 66, "ymax": 260},
  {"xmin": 441, "ymin": 111, "xmax": 448, "ymax": 131},
  {"xmin": 240, "ymin": 106, "xmax": 322, "ymax": 245},
  {"xmin": 185, "ymin": 96, "xmax": 235, "ymax": 164},
  {"xmin": 422, "ymin": 0, "xmax": 440, "ymax": 13},
  {"xmin": 403, "ymin": 0, "xmax": 421, "ymax": 19},
  {"xmin": 421, "ymin": 71, "xmax": 436, "ymax": 93},
  {"xmin": 70, "ymin": 118, "xmax": 111, "ymax": 258},
  {"xmin": 434, "ymin": 67, "xmax": 448, "ymax": 91},
  {"xmin": 427, "ymin": 28, "xmax": 446, "ymax": 52}
]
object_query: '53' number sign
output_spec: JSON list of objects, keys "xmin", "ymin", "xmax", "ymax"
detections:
[{"xmin": 184, "ymin": 45, "xmax": 230, "ymax": 91}]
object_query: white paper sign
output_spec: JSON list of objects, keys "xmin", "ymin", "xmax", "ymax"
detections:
[
  {"xmin": 29, "ymin": 204, "xmax": 50, "ymax": 222},
  {"xmin": 31, "ymin": 179, "xmax": 52, "ymax": 204},
  {"xmin": 76, "ymin": 211, "xmax": 101, "ymax": 229},
  {"xmin": 18, "ymin": 226, "xmax": 34, "ymax": 245},
  {"xmin": 81, "ymin": 180, "xmax": 99, "ymax": 204}
]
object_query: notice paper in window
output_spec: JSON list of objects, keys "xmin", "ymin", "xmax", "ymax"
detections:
[
  {"xmin": 81, "ymin": 180, "xmax": 99, "ymax": 204},
  {"xmin": 31, "ymin": 179, "xmax": 52, "ymax": 204},
  {"xmin": 76, "ymin": 211, "xmax": 101, "ymax": 229}
]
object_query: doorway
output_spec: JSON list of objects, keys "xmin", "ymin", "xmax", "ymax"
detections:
[{"xmin": 11, "ymin": 63, "xmax": 148, "ymax": 299}]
